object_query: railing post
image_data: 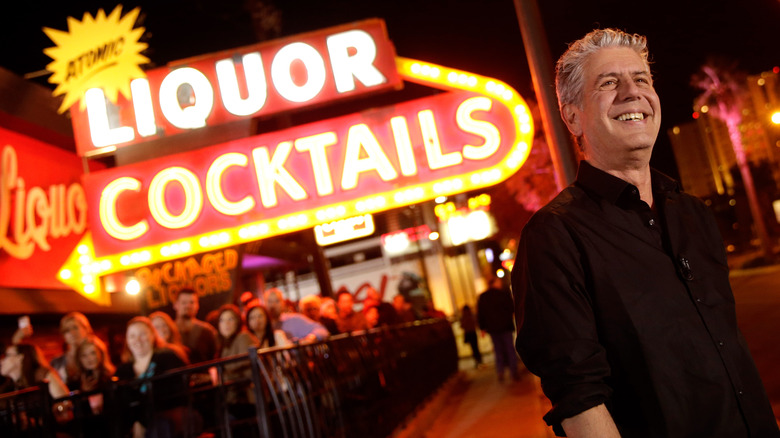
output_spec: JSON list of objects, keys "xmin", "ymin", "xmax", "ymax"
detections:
[{"xmin": 248, "ymin": 347, "xmax": 273, "ymax": 438}]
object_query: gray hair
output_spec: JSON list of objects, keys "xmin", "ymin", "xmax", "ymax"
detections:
[{"xmin": 555, "ymin": 28, "xmax": 650, "ymax": 111}]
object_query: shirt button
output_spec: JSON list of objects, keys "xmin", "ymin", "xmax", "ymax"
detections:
[
  {"xmin": 696, "ymin": 298, "xmax": 702, "ymax": 303},
  {"xmin": 718, "ymin": 341, "xmax": 725, "ymax": 347},
  {"xmin": 648, "ymin": 218, "xmax": 655, "ymax": 226},
  {"xmin": 738, "ymin": 390, "xmax": 744, "ymax": 396}
]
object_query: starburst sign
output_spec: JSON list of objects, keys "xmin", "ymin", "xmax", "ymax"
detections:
[{"xmin": 43, "ymin": 5, "xmax": 149, "ymax": 113}]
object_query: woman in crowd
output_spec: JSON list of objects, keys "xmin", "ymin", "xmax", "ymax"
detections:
[
  {"xmin": 51, "ymin": 312, "xmax": 94, "ymax": 389},
  {"xmin": 0, "ymin": 342, "xmax": 72, "ymax": 426},
  {"xmin": 1, "ymin": 342, "xmax": 69, "ymax": 399},
  {"xmin": 116, "ymin": 317, "xmax": 191, "ymax": 438},
  {"xmin": 75, "ymin": 335, "xmax": 115, "ymax": 410},
  {"xmin": 149, "ymin": 311, "xmax": 191, "ymax": 362},
  {"xmin": 244, "ymin": 300, "xmax": 291, "ymax": 349},
  {"xmin": 216, "ymin": 304, "xmax": 258, "ymax": 408},
  {"xmin": 74, "ymin": 335, "xmax": 115, "ymax": 437}
]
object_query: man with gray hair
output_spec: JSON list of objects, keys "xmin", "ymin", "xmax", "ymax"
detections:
[{"xmin": 511, "ymin": 29, "xmax": 778, "ymax": 437}]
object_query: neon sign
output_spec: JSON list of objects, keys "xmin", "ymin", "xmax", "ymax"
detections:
[
  {"xmin": 59, "ymin": 56, "xmax": 534, "ymax": 302},
  {"xmin": 69, "ymin": 19, "xmax": 401, "ymax": 156},
  {"xmin": 314, "ymin": 214, "xmax": 375, "ymax": 246}
]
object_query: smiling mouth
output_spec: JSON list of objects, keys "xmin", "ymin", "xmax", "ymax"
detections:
[{"xmin": 615, "ymin": 112, "xmax": 645, "ymax": 121}]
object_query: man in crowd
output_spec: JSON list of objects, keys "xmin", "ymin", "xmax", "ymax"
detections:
[
  {"xmin": 392, "ymin": 294, "xmax": 416, "ymax": 323},
  {"xmin": 173, "ymin": 288, "xmax": 217, "ymax": 363},
  {"xmin": 476, "ymin": 276, "xmax": 519, "ymax": 382},
  {"xmin": 362, "ymin": 287, "xmax": 399, "ymax": 326},
  {"xmin": 511, "ymin": 28, "xmax": 779, "ymax": 437},
  {"xmin": 264, "ymin": 288, "xmax": 329, "ymax": 343},
  {"xmin": 299, "ymin": 294, "xmax": 339, "ymax": 335},
  {"xmin": 335, "ymin": 291, "xmax": 367, "ymax": 333}
]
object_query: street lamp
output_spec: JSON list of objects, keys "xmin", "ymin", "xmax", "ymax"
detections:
[{"xmin": 771, "ymin": 111, "xmax": 780, "ymax": 125}]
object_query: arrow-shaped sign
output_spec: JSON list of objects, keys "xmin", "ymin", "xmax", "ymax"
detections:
[{"xmin": 58, "ymin": 57, "xmax": 534, "ymax": 305}]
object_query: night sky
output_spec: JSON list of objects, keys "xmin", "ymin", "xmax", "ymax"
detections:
[{"xmin": 2, "ymin": 0, "xmax": 779, "ymax": 179}]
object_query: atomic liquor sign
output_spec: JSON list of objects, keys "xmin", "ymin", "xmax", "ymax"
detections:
[{"xmin": 56, "ymin": 18, "xmax": 535, "ymax": 304}]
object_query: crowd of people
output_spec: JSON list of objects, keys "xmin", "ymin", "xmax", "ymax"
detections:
[{"xmin": 0, "ymin": 286, "xmax": 434, "ymax": 437}]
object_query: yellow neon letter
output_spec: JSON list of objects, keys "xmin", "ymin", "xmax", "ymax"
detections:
[
  {"xmin": 390, "ymin": 116, "xmax": 417, "ymax": 176},
  {"xmin": 99, "ymin": 177, "xmax": 148, "ymax": 240},
  {"xmin": 341, "ymin": 124, "xmax": 398, "ymax": 190},
  {"xmin": 252, "ymin": 142, "xmax": 307, "ymax": 208},
  {"xmin": 206, "ymin": 153, "xmax": 255, "ymax": 215},
  {"xmin": 148, "ymin": 167, "xmax": 203, "ymax": 229},
  {"xmin": 419, "ymin": 110, "xmax": 462, "ymax": 169},
  {"xmin": 294, "ymin": 132, "xmax": 337, "ymax": 196},
  {"xmin": 458, "ymin": 97, "xmax": 501, "ymax": 160}
]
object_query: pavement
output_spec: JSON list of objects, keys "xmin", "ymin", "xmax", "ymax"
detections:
[
  {"xmin": 393, "ymin": 355, "xmax": 554, "ymax": 438},
  {"xmin": 392, "ymin": 259, "xmax": 780, "ymax": 438}
]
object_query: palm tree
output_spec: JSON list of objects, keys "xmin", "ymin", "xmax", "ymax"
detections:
[{"xmin": 692, "ymin": 62, "xmax": 775, "ymax": 261}]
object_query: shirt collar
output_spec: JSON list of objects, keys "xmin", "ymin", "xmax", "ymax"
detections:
[{"xmin": 575, "ymin": 160, "xmax": 680, "ymax": 205}]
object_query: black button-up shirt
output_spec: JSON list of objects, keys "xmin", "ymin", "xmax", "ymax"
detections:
[{"xmin": 512, "ymin": 161, "xmax": 779, "ymax": 437}]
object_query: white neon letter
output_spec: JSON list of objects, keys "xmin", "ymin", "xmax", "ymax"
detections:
[
  {"xmin": 390, "ymin": 116, "xmax": 417, "ymax": 176},
  {"xmin": 271, "ymin": 42, "xmax": 326, "ymax": 103},
  {"xmin": 206, "ymin": 153, "xmax": 255, "ymax": 215},
  {"xmin": 99, "ymin": 177, "xmax": 148, "ymax": 240},
  {"xmin": 294, "ymin": 132, "xmax": 337, "ymax": 196},
  {"xmin": 159, "ymin": 67, "xmax": 214, "ymax": 129},
  {"xmin": 458, "ymin": 97, "xmax": 501, "ymax": 160},
  {"xmin": 341, "ymin": 124, "xmax": 398, "ymax": 190},
  {"xmin": 85, "ymin": 88, "xmax": 135, "ymax": 147},
  {"xmin": 130, "ymin": 78, "xmax": 157, "ymax": 137},
  {"xmin": 326, "ymin": 29, "xmax": 386, "ymax": 92},
  {"xmin": 419, "ymin": 109, "xmax": 462, "ymax": 169},
  {"xmin": 252, "ymin": 142, "xmax": 307, "ymax": 208},
  {"xmin": 216, "ymin": 52, "xmax": 268, "ymax": 116},
  {"xmin": 148, "ymin": 167, "xmax": 203, "ymax": 229}
]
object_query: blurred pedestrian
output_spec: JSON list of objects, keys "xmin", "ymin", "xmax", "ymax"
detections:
[
  {"xmin": 477, "ymin": 276, "xmax": 519, "ymax": 382},
  {"xmin": 460, "ymin": 305, "xmax": 482, "ymax": 368}
]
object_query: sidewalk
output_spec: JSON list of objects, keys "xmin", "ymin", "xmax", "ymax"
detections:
[{"xmin": 394, "ymin": 356, "xmax": 554, "ymax": 438}]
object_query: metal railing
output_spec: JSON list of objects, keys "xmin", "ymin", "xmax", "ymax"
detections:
[{"xmin": 0, "ymin": 319, "xmax": 458, "ymax": 438}]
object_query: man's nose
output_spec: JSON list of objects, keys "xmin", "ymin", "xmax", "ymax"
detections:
[{"xmin": 618, "ymin": 79, "xmax": 641, "ymax": 100}]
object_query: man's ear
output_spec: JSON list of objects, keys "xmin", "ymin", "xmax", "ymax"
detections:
[{"xmin": 561, "ymin": 104, "xmax": 582, "ymax": 137}]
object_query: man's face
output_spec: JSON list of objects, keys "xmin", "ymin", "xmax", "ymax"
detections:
[
  {"xmin": 364, "ymin": 288, "xmax": 380, "ymax": 308},
  {"xmin": 338, "ymin": 293, "xmax": 354, "ymax": 315},
  {"xmin": 301, "ymin": 302, "xmax": 320, "ymax": 321},
  {"xmin": 265, "ymin": 292, "xmax": 282, "ymax": 318},
  {"xmin": 563, "ymin": 47, "xmax": 661, "ymax": 169},
  {"xmin": 174, "ymin": 293, "xmax": 199, "ymax": 319}
]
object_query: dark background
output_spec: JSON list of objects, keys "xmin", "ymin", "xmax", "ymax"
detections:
[{"xmin": 2, "ymin": 0, "xmax": 779, "ymax": 179}]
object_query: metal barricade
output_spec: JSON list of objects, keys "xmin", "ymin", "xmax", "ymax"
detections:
[{"xmin": 0, "ymin": 319, "xmax": 457, "ymax": 438}]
